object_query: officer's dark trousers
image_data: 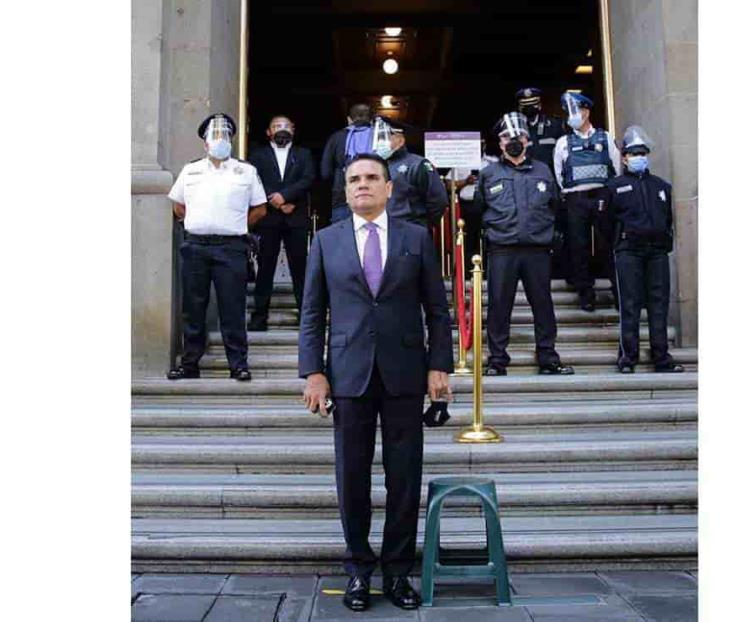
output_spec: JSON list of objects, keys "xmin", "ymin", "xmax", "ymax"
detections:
[
  {"xmin": 487, "ymin": 248, "xmax": 560, "ymax": 368},
  {"xmin": 333, "ymin": 365, "xmax": 424, "ymax": 579},
  {"xmin": 460, "ymin": 199, "xmax": 482, "ymax": 273},
  {"xmin": 252, "ymin": 224, "xmax": 308, "ymax": 323},
  {"xmin": 615, "ymin": 245, "xmax": 673, "ymax": 369},
  {"xmin": 565, "ymin": 188, "xmax": 617, "ymax": 301},
  {"xmin": 180, "ymin": 236, "xmax": 248, "ymax": 373}
]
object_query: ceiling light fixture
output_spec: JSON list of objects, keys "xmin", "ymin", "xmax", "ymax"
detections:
[
  {"xmin": 383, "ymin": 58, "xmax": 399, "ymax": 74},
  {"xmin": 381, "ymin": 95, "xmax": 393, "ymax": 107},
  {"xmin": 575, "ymin": 65, "xmax": 593, "ymax": 74},
  {"xmin": 384, "ymin": 27, "xmax": 402, "ymax": 36}
]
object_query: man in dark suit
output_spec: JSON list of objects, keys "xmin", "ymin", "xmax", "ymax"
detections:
[
  {"xmin": 299, "ymin": 153, "xmax": 454, "ymax": 612},
  {"xmin": 247, "ymin": 115, "xmax": 316, "ymax": 331}
]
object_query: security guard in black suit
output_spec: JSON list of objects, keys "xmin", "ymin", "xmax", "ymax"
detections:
[
  {"xmin": 247, "ymin": 115, "xmax": 316, "ymax": 331},
  {"xmin": 515, "ymin": 87, "xmax": 566, "ymax": 172},
  {"xmin": 607, "ymin": 126, "xmax": 685, "ymax": 374},
  {"xmin": 372, "ymin": 116, "xmax": 449, "ymax": 227},
  {"xmin": 475, "ymin": 112, "xmax": 574, "ymax": 377}
]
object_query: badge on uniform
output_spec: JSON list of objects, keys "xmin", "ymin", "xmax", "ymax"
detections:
[
  {"xmin": 489, "ymin": 182, "xmax": 504, "ymax": 195},
  {"xmin": 397, "ymin": 164, "xmax": 408, "ymax": 173},
  {"xmin": 233, "ymin": 165, "xmax": 243, "ymax": 175},
  {"xmin": 537, "ymin": 181, "xmax": 547, "ymax": 193},
  {"xmin": 658, "ymin": 190, "xmax": 666, "ymax": 201},
  {"xmin": 616, "ymin": 185, "xmax": 633, "ymax": 194},
  {"xmin": 595, "ymin": 143, "xmax": 603, "ymax": 152}
]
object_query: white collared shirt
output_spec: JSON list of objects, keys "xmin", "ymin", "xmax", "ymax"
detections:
[
  {"xmin": 270, "ymin": 141, "xmax": 292, "ymax": 179},
  {"xmin": 352, "ymin": 210, "xmax": 388, "ymax": 271},
  {"xmin": 553, "ymin": 125, "xmax": 621, "ymax": 193},
  {"xmin": 168, "ymin": 157, "xmax": 267, "ymax": 235}
]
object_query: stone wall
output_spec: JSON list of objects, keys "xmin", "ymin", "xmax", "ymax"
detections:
[{"xmin": 609, "ymin": 0, "xmax": 698, "ymax": 346}]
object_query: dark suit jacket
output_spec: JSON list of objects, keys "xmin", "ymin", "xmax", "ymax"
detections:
[
  {"xmin": 249, "ymin": 144, "xmax": 316, "ymax": 228},
  {"xmin": 298, "ymin": 215, "xmax": 454, "ymax": 397}
]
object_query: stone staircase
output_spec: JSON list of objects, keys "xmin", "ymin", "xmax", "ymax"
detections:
[{"xmin": 131, "ymin": 279, "xmax": 698, "ymax": 573}]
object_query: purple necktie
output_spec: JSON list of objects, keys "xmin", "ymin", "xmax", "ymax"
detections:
[{"xmin": 362, "ymin": 222, "xmax": 383, "ymax": 296}]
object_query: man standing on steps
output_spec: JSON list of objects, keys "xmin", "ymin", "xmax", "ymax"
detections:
[
  {"xmin": 166, "ymin": 113, "xmax": 267, "ymax": 382},
  {"xmin": 475, "ymin": 112, "xmax": 574, "ymax": 377},
  {"xmin": 299, "ymin": 153, "xmax": 453, "ymax": 612},
  {"xmin": 607, "ymin": 126, "xmax": 685, "ymax": 374},
  {"xmin": 247, "ymin": 114, "xmax": 316, "ymax": 332},
  {"xmin": 554, "ymin": 91, "xmax": 621, "ymax": 312}
]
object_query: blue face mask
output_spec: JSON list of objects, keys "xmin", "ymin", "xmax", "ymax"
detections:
[
  {"xmin": 207, "ymin": 138, "xmax": 232, "ymax": 160},
  {"xmin": 626, "ymin": 155, "xmax": 649, "ymax": 174},
  {"xmin": 375, "ymin": 144, "xmax": 394, "ymax": 160}
]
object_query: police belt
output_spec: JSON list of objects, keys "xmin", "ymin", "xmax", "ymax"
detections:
[
  {"xmin": 185, "ymin": 232, "xmax": 248, "ymax": 244},
  {"xmin": 568, "ymin": 187, "xmax": 608, "ymax": 199}
]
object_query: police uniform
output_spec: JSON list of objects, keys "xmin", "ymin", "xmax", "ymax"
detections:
[
  {"xmin": 515, "ymin": 88, "xmax": 566, "ymax": 171},
  {"xmin": 554, "ymin": 93, "xmax": 621, "ymax": 310},
  {"xmin": 475, "ymin": 113, "xmax": 573, "ymax": 376},
  {"xmin": 168, "ymin": 113, "xmax": 267, "ymax": 379},
  {"xmin": 607, "ymin": 126, "xmax": 684, "ymax": 373}
]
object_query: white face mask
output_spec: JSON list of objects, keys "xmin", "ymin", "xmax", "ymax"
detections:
[{"xmin": 207, "ymin": 138, "xmax": 231, "ymax": 160}]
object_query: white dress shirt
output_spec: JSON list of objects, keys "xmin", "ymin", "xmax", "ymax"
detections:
[
  {"xmin": 168, "ymin": 157, "xmax": 267, "ymax": 235},
  {"xmin": 553, "ymin": 125, "xmax": 621, "ymax": 193},
  {"xmin": 353, "ymin": 210, "xmax": 388, "ymax": 271},
  {"xmin": 270, "ymin": 141, "xmax": 292, "ymax": 180}
]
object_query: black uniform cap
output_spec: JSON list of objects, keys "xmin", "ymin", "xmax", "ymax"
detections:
[
  {"xmin": 515, "ymin": 87, "xmax": 542, "ymax": 105},
  {"xmin": 197, "ymin": 113, "xmax": 237, "ymax": 140}
]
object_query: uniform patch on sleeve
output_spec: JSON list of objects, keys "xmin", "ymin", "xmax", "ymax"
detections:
[
  {"xmin": 489, "ymin": 182, "xmax": 504, "ymax": 195},
  {"xmin": 423, "ymin": 160, "xmax": 435, "ymax": 172},
  {"xmin": 616, "ymin": 185, "xmax": 633, "ymax": 194},
  {"xmin": 658, "ymin": 189, "xmax": 667, "ymax": 201}
]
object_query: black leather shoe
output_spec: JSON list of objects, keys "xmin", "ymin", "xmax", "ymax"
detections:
[
  {"xmin": 247, "ymin": 317, "xmax": 268, "ymax": 332},
  {"xmin": 655, "ymin": 362, "xmax": 685, "ymax": 373},
  {"xmin": 619, "ymin": 364, "xmax": 635, "ymax": 374},
  {"xmin": 230, "ymin": 369, "xmax": 252, "ymax": 381},
  {"xmin": 166, "ymin": 367, "xmax": 200, "ymax": 380},
  {"xmin": 579, "ymin": 290, "xmax": 596, "ymax": 312},
  {"xmin": 343, "ymin": 576, "xmax": 370, "ymax": 612},
  {"xmin": 539, "ymin": 363, "xmax": 575, "ymax": 375},
  {"xmin": 383, "ymin": 576, "xmax": 421, "ymax": 610},
  {"xmin": 484, "ymin": 364, "xmax": 507, "ymax": 376}
]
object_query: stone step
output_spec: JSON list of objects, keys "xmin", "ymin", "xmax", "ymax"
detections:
[
  {"xmin": 131, "ymin": 513, "xmax": 697, "ymax": 573},
  {"xmin": 131, "ymin": 429, "xmax": 697, "ymax": 473},
  {"xmin": 247, "ymin": 290, "xmax": 619, "ymax": 311},
  {"xmin": 207, "ymin": 326, "xmax": 677, "ymax": 348},
  {"xmin": 131, "ymin": 470, "xmax": 697, "ymax": 519},
  {"xmin": 132, "ymin": 372, "xmax": 697, "ymax": 405},
  {"xmin": 199, "ymin": 347, "xmax": 698, "ymax": 376},
  {"xmin": 131, "ymin": 398, "xmax": 697, "ymax": 434}
]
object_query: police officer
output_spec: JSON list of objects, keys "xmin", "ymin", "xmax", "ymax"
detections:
[
  {"xmin": 554, "ymin": 92, "xmax": 621, "ymax": 311},
  {"xmin": 167, "ymin": 113, "xmax": 267, "ymax": 381},
  {"xmin": 515, "ymin": 87, "xmax": 566, "ymax": 171},
  {"xmin": 607, "ymin": 126, "xmax": 685, "ymax": 374},
  {"xmin": 372, "ymin": 116, "xmax": 449, "ymax": 227},
  {"xmin": 475, "ymin": 112, "xmax": 574, "ymax": 376}
]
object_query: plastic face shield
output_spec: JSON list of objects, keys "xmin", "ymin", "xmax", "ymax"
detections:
[
  {"xmin": 561, "ymin": 93, "xmax": 582, "ymax": 117},
  {"xmin": 623, "ymin": 125, "xmax": 654, "ymax": 152},
  {"xmin": 498, "ymin": 112, "xmax": 529, "ymax": 139},
  {"xmin": 371, "ymin": 116, "xmax": 394, "ymax": 154},
  {"xmin": 205, "ymin": 116, "xmax": 233, "ymax": 143}
]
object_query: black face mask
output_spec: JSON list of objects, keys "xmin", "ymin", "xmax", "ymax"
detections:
[
  {"xmin": 505, "ymin": 138, "xmax": 525, "ymax": 158},
  {"xmin": 273, "ymin": 130, "xmax": 293, "ymax": 147},
  {"xmin": 521, "ymin": 105, "xmax": 539, "ymax": 119}
]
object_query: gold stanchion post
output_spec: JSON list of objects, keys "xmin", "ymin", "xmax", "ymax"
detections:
[
  {"xmin": 455, "ymin": 255, "xmax": 503, "ymax": 443},
  {"xmin": 453, "ymin": 219, "xmax": 472, "ymax": 375}
]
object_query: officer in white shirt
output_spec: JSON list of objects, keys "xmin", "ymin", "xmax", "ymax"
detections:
[
  {"xmin": 553, "ymin": 92, "xmax": 621, "ymax": 311},
  {"xmin": 167, "ymin": 113, "xmax": 267, "ymax": 381}
]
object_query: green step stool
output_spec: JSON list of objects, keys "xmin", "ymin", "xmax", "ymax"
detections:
[{"xmin": 421, "ymin": 476, "xmax": 511, "ymax": 607}]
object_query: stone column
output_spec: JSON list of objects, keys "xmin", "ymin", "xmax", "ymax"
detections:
[
  {"xmin": 132, "ymin": 0, "xmax": 174, "ymax": 376},
  {"xmin": 609, "ymin": 0, "xmax": 698, "ymax": 346}
]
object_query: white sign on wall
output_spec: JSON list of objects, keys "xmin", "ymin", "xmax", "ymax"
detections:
[{"xmin": 424, "ymin": 131, "xmax": 482, "ymax": 169}]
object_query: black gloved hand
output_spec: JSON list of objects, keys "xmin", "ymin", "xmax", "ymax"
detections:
[{"xmin": 423, "ymin": 400, "xmax": 451, "ymax": 427}]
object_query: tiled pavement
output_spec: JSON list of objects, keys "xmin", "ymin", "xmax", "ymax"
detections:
[{"xmin": 131, "ymin": 570, "xmax": 697, "ymax": 621}]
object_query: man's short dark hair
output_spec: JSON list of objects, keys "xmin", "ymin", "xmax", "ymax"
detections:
[
  {"xmin": 268, "ymin": 114, "xmax": 292, "ymax": 126},
  {"xmin": 345, "ymin": 153, "xmax": 390, "ymax": 182},
  {"xmin": 348, "ymin": 103, "xmax": 371, "ymax": 123}
]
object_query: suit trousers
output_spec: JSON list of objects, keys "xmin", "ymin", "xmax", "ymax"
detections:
[
  {"xmin": 180, "ymin": 237, "xmax": 248, "ymax": 372},
  {"xmin": 615, "ymin": 245, "xmax": 673, "ymax": 368},
  {"xmin": 252, "ymin": 223, "xmax": 308, "ymax": 323},
  {"xmin": 565, "ymin": 189, "xmax": 617, "ymax": 301},
  {"xmin": 333, "ymin": 365, "xmax": 424, "ymax": 578},
  {"xmin": 487, "ymin": 248, "xmax": 560, "ymax": 368}
]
